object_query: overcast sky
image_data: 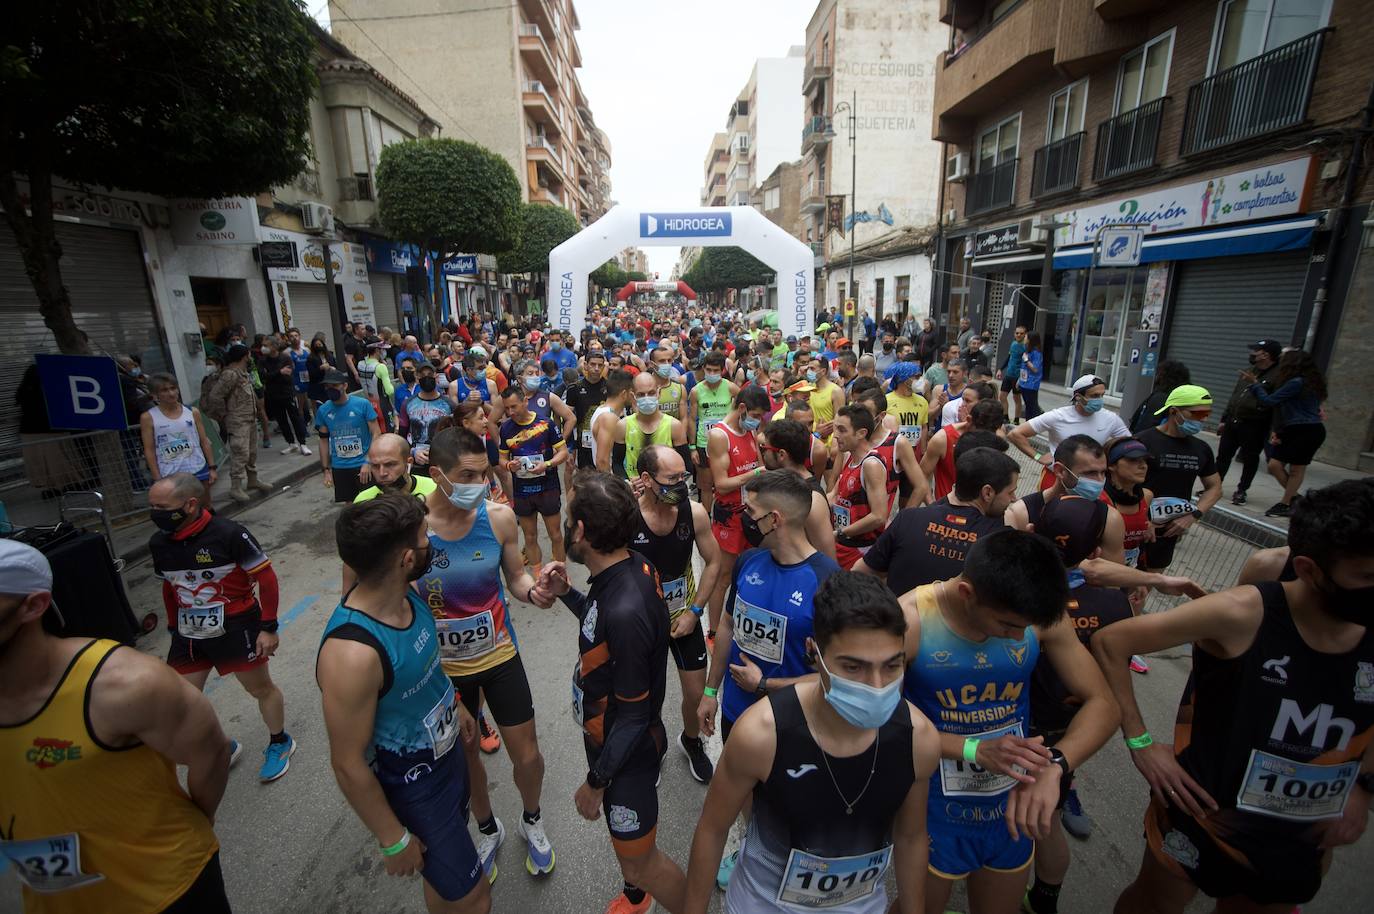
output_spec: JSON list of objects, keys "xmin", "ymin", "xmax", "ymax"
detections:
[{"xmin": 315, "ymin": 0, "xmax": 814, "ymax": 277}]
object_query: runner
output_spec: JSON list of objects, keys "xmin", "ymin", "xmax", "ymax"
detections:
[
  {"xmin": 757, "ymin": 417, "xmax": 837, "ymax": 560},
  {"xmin": 565, "ymin": 347, "xmax": 610, "ymax": 491},
  {"xmin": 1137, "ymin": 385, "xmax": 1221, "ymax": 572},
  {"xmin": 998, "ymin": 325, "xmax": 1027, "ymax": 424},
  {"xmin": 684, "ymin": 572, "xmax": 940, "ymax": 914},
  {"xmin": 615, "ymin": 371, "xmax": 689, "ymax": 481},
  {"xmin": 851, "ymin": 383, "xmax": 929, "ymax": 511},
  {"xmin": 497, "ymin": 384, "xmax": 569, "ymax": 573},
  {"xmin": 687, "ymin": 351, "xmax": 737, "ymax": 511},
  {"xmin": 286, "ymin": 326, "xmax": 314, "ymax": 424},
  {"xmin": 1103, "ymin": 437, "xmax": 1156, "ymax": 571},
  {"xmin": 317, "ymin": 494, "xmax": 491, "ymax": 914},
  {"xmin": 140, "ymin": 372, "xmax": 218, "ymax": 506},
  {"xmin": 650, "ymin": 344, "xmax": 688, "ymax": 423},
  {"xmin": 883, "ymin": 361, "xmax": 931, "ymax": 456},
  {"xmin": 855, "ymin": 446, "xmax": 1015, "ymax": 596},
  {"xmin": 354, "ymin": 433, "xmax": 439, "ymax": 503},
  {"xmin": 698, "ymin": 469, "xmax": 842, "ymax": 889},
  {"xmin": 535, "ymin": 471, "xmax": 687, "ymax": 914},
  {"xmin": 1008, "ymin": 375, "xmax": 1131, "ymax": 491},
  {"xmin": 423, "ymin": 427, "xmax": 558, "ymax": 881},
  {"xmin": 449, "ymin": 351, "xmax": 499, "ymax": 413},
  {"xmin": 1005, "ymin": 434, "xmax": 1127, "ymax": 565},
  {"xmin": 899, "ymin": 529, "xmax": 1118, "ymax": 914},
  {"xmin": 705, "ymin": 386, "xmax": 773, "ymax": 646},
  {"xmin": 592, "ymin": 369, "xmax": 635, "ymax": 478},
  {"xmin": 0, "ymin": 539, "xmax": 230, "ymax": 914},
  {"xmin": 828, "ymin": 405, "xmax": 890, "ymax": 570},
  {"xmin": 316, "ymin": 369, "xmax": 381, "ymax": 503},
  {"xmin": 1093, "ymin": 478, "xmax": 1374, "ymax": 914},
  {"xmin": 147, "ymin": 473, "xmax": 295, "ymax": 781},
  {"xmin": 919, "ymin": 387, "xmax": 1003, "ymax": 501},
  {"xmin": 405, "ymin": 362, "xmax": 454, "ymax": 468}
]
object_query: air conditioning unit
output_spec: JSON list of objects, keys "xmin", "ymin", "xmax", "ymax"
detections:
[
  {"xmin": 301, "ymin": 202, "xmax": 333, "ymax": 235},
  {"xmin": 945, "ymin": 152, "xmax": 969, "ymax": 183},
  {"xmin": 943, "ymin": 208, "xmax": 958, "ymax": 225},
  {"xmin": 1017, "ymin": 217, "xmax": 1048, "ymax": 248}
]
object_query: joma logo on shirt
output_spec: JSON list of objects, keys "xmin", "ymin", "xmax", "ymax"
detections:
[{"xmin": 26, "ymin": 738, "xmax": 82, "ymax": 769}]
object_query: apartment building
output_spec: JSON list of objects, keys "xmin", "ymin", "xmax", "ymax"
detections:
[
  {"xmin": 801, "ymin": 0, "xmax": 946, "ymax": 320},
  {"xmin": 617, "ymin": 246, "xmax": 649, "ymax": 276},
  {"xmin": 929, "ymin": 0, "xmax": 1374, "ymax": 468},
  {"xmin": 327, "ymin": 0, "xmax": 613, "ymax": 226},
  {"xmin": 702, "ymin": 132, "xmax": 730, "ymax": 206}
]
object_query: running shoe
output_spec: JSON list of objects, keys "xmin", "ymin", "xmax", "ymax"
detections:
[
  {"xmin": 679, "ymin": 732, "xmax": 714, "ymax": 783},
  {"xmin": 604, "ymin": 892, "xmax": 654, "ymax": 914},
  {"xmin": 479, "ymin": 714, "xmax": 501, "ymax": 755},
  {"xmin": 1264, "ymin": 502, "xmax": 1292, "ymax": 518},
  {"xmin": 1021, "ymin": 891, "xmax": 1040, "ymax": 914},
  {"xmin": 517, "ymin": 815, "xmax": 555, "ymax": 875},
  {"xmin": 228, "ymin": 738, "xmax": 242, "ymax": 768},
  {"xmin": 1231, "ymin": 489, "xmax": 1246, "ymax": 505},
  {"xmin": 280, "ymin": 443, "xmax": 298, "ymax": 455},
  {"xmin": 477, "ymin": 817, "xmax": 504, "ymax": 882},
  {"xmin": 1130, "ymin": 655, "xmax": 1150, "ymax": 674},
  {"xmin": 259, "ymin": 734, "xmax": 296, "ymax": 782},
  {"xmin": 1061, "ymin": 786, "xmax": 1093, "ymax": 838},
  {"xmin": 298, "ymin": 444, "xmax": 312, "ymax": 456},
  {"xmin": 716, "ymin": 848, "xmax": 738, "ymax": 890}
]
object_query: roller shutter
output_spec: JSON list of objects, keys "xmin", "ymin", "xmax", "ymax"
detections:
[
  {"xmin": 1164, "ymin": 252, "xmax": 1308, "ymax": 417},
  {"xmin": 287, "ymin": 281, "xmax": 335, "ymax": 344},
  {"xmin": 370, "ymin": 273, "xmax": 401, "ymax": 330},
  {"xmin": 0, "ymin": 221, "xmax": 168, "ymax": 450}
]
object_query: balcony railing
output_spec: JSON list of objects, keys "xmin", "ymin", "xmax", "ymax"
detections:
[
  {"xmin": 802, "ymin": 115, "xmax": 832, "ymax": 150},
  {"xmin": 337, "ymin": 174, "xmax": 374, "ymax": 202},
  {"xmin": 528, "ymin": 135, "xmax": 558, "ymax": 154},
  {"xmin": 803, "ymin": 56, "xmax": 832, "ymax": 93},
  {"xmin": 1094, "ymin": 97, "xmax": 1167, "ymax": 181},
  {"xmin": 1180, "ymin": 30, "xmax": 1326, "ymax": 156},
  {"xmin": 518, "ymin": 23, "xmax": 541, "ymax": 38},
  {"xmin": 1032, "ymin": 132, "xmax": 1083, "ymax": 198},
  {"xmin": 966, "ymin": 158, "xmax": 1018, "ymax": 215}
]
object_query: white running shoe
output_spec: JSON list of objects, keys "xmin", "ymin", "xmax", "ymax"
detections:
[
  {"xmin": 476, "ymin": 817, "xmax": 505, "ymax": 882},
  {"xmin": 280, "ymin": 444, "xmax": 298, "ymax": 455},
  {"xmin": 298, "ymin": 444, "xmax": 312, "ymax": 456},
  {"xmin": 517, "ymin": 815, "xmax": 555, "ymax": 875}
]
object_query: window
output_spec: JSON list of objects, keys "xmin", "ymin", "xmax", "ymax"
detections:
[
  {"xmin": 1116, "ymin": 32, "xmax": 1174, "ymax": 113},
  {"xmin": 1210, "ymin": 0, "xmax": 1331, "ymax": 73},
  {"xmin": 764, "ymin": 186, "xmax": 780, "ymax": 210},
  {"xmin": 1046, "ymin": 80, "xmax": 1088, "ymax": 142},
  {"xmin": 874, "ymin": 278, "xmax": 885, "ymax": 314},
  {"xmin": 976, "ymin": 115, "xmax": 1020, "ymax": 171}
]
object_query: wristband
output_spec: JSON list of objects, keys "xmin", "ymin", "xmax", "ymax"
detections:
[
  {"xmin": 259, "ymin": 620, "xmax": 280, "ymax": 634},
  {"xmin": 690, "ymin": 603, "xmax": 704, "ymax": 617},
  {"xmin": 963, "ymin": 738, "xmax": 980, "ymax": 764},
  {"xmin": 380, "ymin": 829, "xmax": 410, "ymax": 857},
  {"xmin": 703, "ymin": 685, "xmax": 718, "ymax": 698},
  {"xmin": 1126, "ymin": 731, "xmax": 1153, "ymax": 750}
]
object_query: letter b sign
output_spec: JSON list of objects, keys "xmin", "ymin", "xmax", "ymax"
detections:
[{"xmin": 36, "ymin": 354, "xmax": 128, "ymax": 431}]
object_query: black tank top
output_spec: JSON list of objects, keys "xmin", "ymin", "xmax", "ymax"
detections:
[
  {"xmin": 752, "ymin": 686, "xmax": 915, "ymax": 858},
  {"xmin": 1020, "ymin": 491, "xmax": 1048, "ymax": 529},
  {"xmin": 1030, "ymin": 584, "xmax": 1133, "ymax": 737},
  {"xmin": 1175, "ymin": 581, "xmax": 1374, "ymax": 847},
  {"xmin": 632, "ymin": 499, "xmax": 694, "ymax": 581}
]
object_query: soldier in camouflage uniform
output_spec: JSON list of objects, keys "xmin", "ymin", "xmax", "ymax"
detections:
[{"xmin": 212, "ymin": 344, "xmax": 273, "ymax": 504}]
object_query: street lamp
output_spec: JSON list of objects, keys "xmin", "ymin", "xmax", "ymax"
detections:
[{"xmin": 829, "ymin": 91, "xmax": 857, "ymax": 341}]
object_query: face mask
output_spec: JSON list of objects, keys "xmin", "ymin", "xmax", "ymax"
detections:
[
  {"xmin": 523, "ymin": 376, "xmax": 541, "ymax": 392},
  {"xmin": 704, "ymin": 371, "xmax": 722, "ymax": 384},
  {"xmin": 741, "ymin": 416, "xmax": 761, "ymax": 431},
  {"xmin": 1247, "ymin": 353, "xmax": 1258, "ymax": 365},
  {"xmin": 636, "ymin": 395, "xmax": 660, "ymax": 415},
  {"xmin": 447, "ymin": 478, "xmax": 487, "ymax": 510},
  {"xmin": 1064, "ymin": 467, "xmax": 1105, "ymax": 501},
  {"xmin": 805, "ymin": 370, "xmax": 817, "ymax": 383},
  {"xmin": 1082, "ymin": 397, "xmax": 1105, "ymax": 413},
  {"xmin": 129, "ymin": 367, "xmax": 143, "ymax": 378},
  {"xmin": 883, "ymin": 343, "xmax": 893, "ymax": 351},
  {"xmin": 328, "ymin": 387, "xmax": 346, "ymax": 402},
  {"xmin": 1067, "ymin": 568, "xmax": 1087, "ymax": 590},
  {"xmin": 406, "ymin": 545, "xmax": 433, "ymax": 582},
  {"xmin": 816, "ymin": 652, "xmax": 902, "ymax": 730},
  {"xmin": 550, "ymin": 341, "xmax": 562, "ymax": 351},
  {"xmin": 149, "ymin": 506, "xmax": 188, "ymax": 533},
  {"xmin": 655, "ymin": 480, "xmax": 689, "ymax": 505},
  {"xmin": 740, "ymin": 510, "xmax": 770, "ymax": 548},
  {"xmin": 418, "ymin": 377, "xmax": 437, "ymax": 393},
  {"xmin": 1179, "ymin": 418, "xmax": 1204, "ymax": 437},
  {"xmin": 656, "ymin": 364, "xmax": 672, "ymax": 379},
  {"xmin": 1317, "ymin": 571, "xmax": 1374, "ymax": 625}
]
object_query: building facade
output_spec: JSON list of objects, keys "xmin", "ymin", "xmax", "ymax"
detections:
[
  {"xmin": 702, "ymin": 132, "xmax": 730, "ymax": 207},
  {"xmin": 929, "ymin": 0, "xmax": 1373, "ymax": 467}
]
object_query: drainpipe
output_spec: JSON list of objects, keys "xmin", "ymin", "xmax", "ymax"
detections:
[
  {"xmin": 1304, "ymin": 79, "xmax": 1374, "ymax": 353},
  {"xmin": 932, "ymin": 139, "xmax": 948, "ymax": 325}
]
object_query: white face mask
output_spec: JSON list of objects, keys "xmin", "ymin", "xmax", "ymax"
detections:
[{"xmin": 439, "ymin": 469, "xmax": 486, "ymax": 510}]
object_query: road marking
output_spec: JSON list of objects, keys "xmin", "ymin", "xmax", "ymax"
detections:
[{"xmin": 204, "ymin": 595, "xmax": 318, "ymax": 696}]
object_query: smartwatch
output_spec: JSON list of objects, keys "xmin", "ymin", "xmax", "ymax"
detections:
[
  {"xmin": 754, "ymin": 677, "xmax": 769, "ymax": 698},
  {"xmin": 586, "ymin": 769, "xmax": 611, "ymax": 790},
  {"xmin": 1047, "ymin": 747, "xmax": 1071, "ymax": 780}
]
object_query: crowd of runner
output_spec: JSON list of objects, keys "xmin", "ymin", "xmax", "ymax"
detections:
[{"xmin": 1, "ymin": 299, "xmax": 1370, "ymax": 914}]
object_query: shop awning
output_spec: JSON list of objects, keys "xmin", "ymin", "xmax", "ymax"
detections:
[
  {"xmin": 1052, "ymin": 216, "xmax": 1319, "ymax": 270},
  {"xmin": 971, "ymin": 250, "xmax": 1045, "ymax": 272}
]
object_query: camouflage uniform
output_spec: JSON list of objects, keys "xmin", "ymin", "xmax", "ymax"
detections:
[{"xmin": 213, "ymin": 367, "xmax": 258, "ymax": 482}]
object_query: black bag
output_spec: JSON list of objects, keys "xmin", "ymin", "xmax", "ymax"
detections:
[{"xmin": 9, "ymin": 528, "xmax": 141, "ymax": 644}]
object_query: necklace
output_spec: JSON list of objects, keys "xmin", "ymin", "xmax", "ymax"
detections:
[{"xmin": 817, "ymin": 731, "xmax": 880, "ymax": 815}]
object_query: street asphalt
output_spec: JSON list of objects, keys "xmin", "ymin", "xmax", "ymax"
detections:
[{"xmin": 2, "ymin": 478, "xmax": 1370, "ymax": 913}]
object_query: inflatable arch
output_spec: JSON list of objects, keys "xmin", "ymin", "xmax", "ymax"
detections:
[
  {"xmin": 615, "ymin": 280, "xmax": 697, "ymax": 301},
  {"xmin": 548, "ymin": 206, "xmax": 814, "ymax": 341}
]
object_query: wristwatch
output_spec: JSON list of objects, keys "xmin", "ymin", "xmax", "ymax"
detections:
[
  {"xmin": 1047, "ymin": 747, "xmax": 1071, "ymax": 780},
  {"xmin": 1356, "ymin": 771, "xmax": 1374, "ymax": 796},
  {"xmin": 755, "ymin": 677, "xmax": 769, "ymax": 698},
  {"xmin": 586, "ymin": 769, "xmax": 611, "ymax": 790}
]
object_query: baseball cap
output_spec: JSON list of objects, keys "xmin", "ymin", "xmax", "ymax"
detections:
[
  {"xmin": 836, "ymin": 337, "xmax": 851, "ymax": 347},
  {"xmin": 467, "ymin": 345, "xmax": 488, "ymax": 359},
  {"xmin": 1108, "ymin": 438, "xmax": 1150, "ymax": 463},
  {"xmin": 1071, "ymin": 374, "xmax": 1105, "ymax": 395},
  {"xmin": 1153, "ymin": 384, "xmax": 1213, "ymax": 415},
  {"xmin": 0, "ymin": 539, "xmax": 53, "ymax": 595},
  {"xmin": 786, "ymin": 380, "xmax": 816, "ymax": 395},
  {"xmin": 1249, "ymin": 339, "xmax": 1282, "ymax": 359},
  {"xmin": 1037, "ymin": 495, "xmax": 1108, "ymax": 568},
  {"xmin": 322, "ymin": 369, "xmax": 350, "ymax": 385},
  {"xmin": 786, "ymin": 335, "xmax": 798, "ymax": 344},
  {"xmin": 365, "ymin": 336, "xmax": 386, "ymax": 349}
]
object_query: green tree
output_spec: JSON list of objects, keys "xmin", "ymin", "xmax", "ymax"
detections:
[
  {"xmin": 0, "ymin": 0, "xmax": 318, "ymax": 353},
  {"xmin": 626, "ymin": 270, "xmax": 649, "ymax": 283},
  {"xmin": 376, "ymin": 138, "xmax": 522, "ymax": 331},
  {"xmin": 589, "ymin": 258, "xmax": 626, "ymax": 292},
  {"xmin": 498, "ymin": 202, "xmax": 581, "ymax": 276}
]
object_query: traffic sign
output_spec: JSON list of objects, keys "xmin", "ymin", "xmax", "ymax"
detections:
[{"xmin": 36, "ymin": 354, "xmax": 128, "ymax": 431}]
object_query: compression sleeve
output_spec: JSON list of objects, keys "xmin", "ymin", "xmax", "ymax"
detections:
[
  {"xmin": 591, "ymin": 602, "xmax": 658, "ymax": 782},
  {"xmin": 561, "ymin": 587, "xmax": 589, "ymax": 621},
  {"xmin": 252, "ymin": 565, "xmax": 280, "ymax": 622}
]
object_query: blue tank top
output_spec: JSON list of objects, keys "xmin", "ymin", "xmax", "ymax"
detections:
[
  {"xmin": 721, "ymin": 549, "xmax": 841, "ymax": 723},
  {"xmin": 421, "ymin": 502, "xmax": 517, "ymax": 677},
  {"xmin": 453, "ymin": 374, "xmax": 491, "ymax": 404},
  {"xmin": 902, "ymin": 584, "xmax": 1039, "ymax": 823},
  {"xmin": 288, "ymin": 347, "xmax": 310, "ymax": 390},
  {"xmin": 319, "ymin": 591, "xmax": 458, "ymax": 761}
]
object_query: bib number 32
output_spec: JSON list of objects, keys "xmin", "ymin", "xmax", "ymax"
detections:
[{"xmin": 0, "ymin": 833, "xmax": 104, "ymax": 894}]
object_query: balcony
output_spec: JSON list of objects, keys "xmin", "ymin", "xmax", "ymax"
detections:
[
  {"xmin": 526, "ymin": 135, "xmax": 565, "ymax": 181},
  {"xmin": 966, "ymin": 159, "xmax": 1018, "ymax": 216},
  {"xmin": 933, "ymin": 0, "xmax": 1056, "ymax": 141},
  {"xmin": 1094, "ymin": 97, "xmax": 1167, "ymax": 181},
  {"xmin": 518, "ymin": 24, "xmax": 557, "ymax": 86},
  {"xmin": 1180, "ymin": 30, "xmax": 1326, "ymax": 157},
  {"xmin": 1031, "ymin": 132, "xmax": 1083, "ymax": 198},
  {"xmin": 803, "ymin": 56, "xmax": 832, "ymax": 94},
  {"xmin": 521, "ymin": 80, "xmax": 561, "ymax": 128},
  {"xmin": 801, "ymin": 182, "xmax": 826, "ymax": 214},
  {"xmin": 802, "ymin": 115, "xmax": 832, "ymax": 154}
]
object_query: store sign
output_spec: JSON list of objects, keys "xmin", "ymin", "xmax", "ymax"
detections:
[
  {"xmin": 259, "ymin": 242, "xmax": 298, "ymax": 270},
  {"xmin": 35, "ymin": 354, "xmax": 127, "ymax": 431},
  {"xmin": 1097, "ymin": 227, "xmax": 1145, "ymax": 267},
  {"xmin": 364, "ymin": 240, "xmax": 416, "ymax": 274},
  {"xmin": 271, "ymin": 281, "xmax": 293, "ymax": 332},
  {"xmin": 974, "ymin": 224, "xmax": 1022, "ymax": 257},
  {"xmin": 261, "ymin": 227, "xmax": 368, "ymax": 284},
  {"xmin": 442, "ymin": 255, "xmax": 479, "ymax": 276},
  {"xmin": 344, "ymin": 282, "xmax": 376, "ymax": 329},
  {"xmin": 1054, "ymin": 156, "xmax": 1314, "ymax": 246},
  {"xmin": 7, "ymin": 178, "xmax": 169, "ymax": 229},
  {"xmin": 170, "ymin": 197, "xmax": 259, "ymax": 245}
]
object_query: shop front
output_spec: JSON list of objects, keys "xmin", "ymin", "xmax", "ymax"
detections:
[
  {"xmin": 969, "ymin": 222, "xmax": 1047, "ymax": 372},
  {"xmin": 261, "ymin": 227, "xmax": 372, "ymax": 342}
]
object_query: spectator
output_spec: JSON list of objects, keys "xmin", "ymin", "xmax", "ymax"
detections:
[
  {"xmin": 1129, "ymin": 360, "xmax": 1191, "ymax": 433},
  {"xmin": 306, "ymin": 335, "xmax": 334, "ymax": 407},
  {"xmin": 915, "ymin": 317, "xmax": 940, "ymax": 365},
  {"xmin": 206, "ymin": 344, "xmax": 272, "ymax": 503},
  {"xmin": 1215, "ymin": 339, "xmax": 1281, "ymax": 505},
  {"xmin": 956, "ymin": 317, "xmax": 976, "ymax": 352},
  {"xmin": 260, "ymin": 338, "xmax": 311, "ymax": 456},
  {"xmin": 1250, "ymin": 349, "xmax": 1327, "ymax": 518},
  {"xmin": 1017, "ymin": 332, "xmax": 1044, "ymax": 420}
]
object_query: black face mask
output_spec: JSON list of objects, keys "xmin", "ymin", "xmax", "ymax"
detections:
[
  {"xmin": 406, "ymin": 545, "xmax": 433, "ymax": 582},
  {"xmin": 149, "ymin": 506, "xmax": 189, "ymax": 533},
  {"xmin": 401, "ymin": 369, "xmax": 416, "ymax": 382},
  {"xmin": 1247, "ymin": 353, "xmax": 1258, "ymax": 365},
  {"xmin": 654, "ymin": 479, "xmax": 689, "ymax": 506},
  {"xmin": 418, "ymin": 377, "xmax": 437, "ymax": 393},
  {"xmin": 1318, "ymin": 571, "xmax": 1374, "ymax": 625},
  {"xmin": 328, "ymin": 388, "xmax": 346, "ymax": 402},
  {"xmin": 740, "ymin": 510, "xmax": 770, "ymax": 548}
]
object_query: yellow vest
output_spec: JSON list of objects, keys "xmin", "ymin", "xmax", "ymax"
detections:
[
  {"xmin": 886, "ymin": 390, "xmax": 931, "ymax": 448},
  {"xmin": 809, "ymin": 382, "xmax": 839, "ymax": 444},
  {"xmin": 0, "ymin": 640, "xmax": 218, "ymax": 914}
]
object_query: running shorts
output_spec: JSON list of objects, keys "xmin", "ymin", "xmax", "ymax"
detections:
[
  {"xmin": 669, "ymin": 622, "xmax": 708, "ymax": 672},
  {"xmin": 167, "ymin": 606, "xmax": 268, "ymax": 676},
  {"xmin": 1000, "ymin": 373, "xmax": 1019, "ymax": 394},
  {"xmin": 927, "ymin": 812, "xmax": 1033, "ymax": 879},
  {"xmin": 512, "ymin": 485, "xmax": 562, "ymax": 518},
  {"xmin": 834, "ymin": 541, "xmax": 872, "ymax": 571},
  {"xmin": 586, "ymin": 731, "xmax": 667, "ymax": 859},
  {"xmin": 711, "ymin": 503, "xmax": 747, "ymax": 555},
  {"xmin": 450, "ymin": 654, "xmax": 535, "ymax": 729},
  {"xmin": 1141, "ymin": 535, "xmax": 1179, "ymax": 571},
  {"xmin": 162, "ymin": 852, "xmax": 231, "ymax": 914},
  {"xmin": 576, "ymin": 445, "xmax": 596, "ymax": 469},
  {"xmin": 332, "ymin": 466, "xmax": 364, "ymax": 503},
  {"xmin": 373, "ymin": 746, "xmax": 483, "ymax": 902}
]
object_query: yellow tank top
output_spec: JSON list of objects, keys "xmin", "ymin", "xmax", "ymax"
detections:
[
  {"xmin": 809, "ymin": 381, "xmax": 838, "ymax": 444},
  {"xmin": 656, "ymin": 380, "xmax": 684, "ymax": 419},
  {"xmin": 0, "ymin": 640, "xmax": 218, "ymax": 914},
  {"xmin": 886, "ymin": 390, "xmax": 931, "ymax": 448}
]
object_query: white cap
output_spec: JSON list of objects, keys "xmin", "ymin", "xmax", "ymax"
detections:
[
  {"xmin": 1071, "ymin": 374, "xmax": 1105, "ymax": 394},
  {"xmin": 468, "ymin": 345, "xmax": 488, "ymax": 358},
  {"xmin": 0, "ymin": 539, "xmax": 53, "ymax": 595}
]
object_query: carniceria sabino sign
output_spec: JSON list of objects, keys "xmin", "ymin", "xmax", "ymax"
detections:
[{"xmin": 170, "ymin": 197, "xmax": 260, "ymax": 245}]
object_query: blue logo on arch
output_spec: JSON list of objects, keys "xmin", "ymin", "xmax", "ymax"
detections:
[{"xmin": 640, "ymin": 212, "xmax": 732, "ymax": 239}]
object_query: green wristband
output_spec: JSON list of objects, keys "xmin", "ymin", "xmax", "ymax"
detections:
[
  {"xmin": 704, "ymin": 685, "xmax": 719, "ymax": 698},
  {"xmin": 963, "ymin": 738, "xmax": 980, "ymax": 764},
  {"xmin": 1126, "ymin": 732, "xmax": 1153, "ymax": 750},
  {"xmin": 380, "ymin": 829, "xmax": 410, "ymax": 857}
]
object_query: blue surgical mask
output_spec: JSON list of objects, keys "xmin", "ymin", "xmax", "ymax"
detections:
[
  {"xmin": 523, "ymin": 376, "xmax": 541, "ymax": 392},
  {"xmin": 656, "ymin": 364, "xmax": 672, "ymax": 379},
  {"xmin": 1067, "ymin": 469, "xmax": 1105, "ymax": 501},
  {"xmin": 550, "ymin": 341, "xmax": 562, "ymax": 351},
  {"xmin": 805, "ymin": 370, "xmax": 817, "ymax": 383},
  {"xmin": 439, "ymin": 470, "xmax": 487, "ymax": 510},
  {"xmin": 1067, "ymin": 568, "xmax": 1087, "ymax": 589},
  {"xmin": 1082, "ymin": 397, "xmax": 1105, "ymax": 413},
  {"xmin": 817, "ymin": 652, "xmax": 902, "ymax": 729},
  {"xmin": 704, "ymin": 372, "xmax": 722, "ymax": 384},
  {"xmin": 636, "ymin": 395, "xmax": 659, "ymax": 415},
  {"xmin": 741, "ymin": 416, "xmax": 761, "ymax": 431},
  {"xmin": 745, "ymin": 369, "xmax": 755, "ymax": 380},
  {"xmin": 1179, "ymin": 418, "xmax": 1203, "ymax": 436}
]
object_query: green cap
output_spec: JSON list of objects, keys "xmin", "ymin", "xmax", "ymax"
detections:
[{"xmin": 1154, "ymin": 384, "xmax": 1213, "ymax": 415}]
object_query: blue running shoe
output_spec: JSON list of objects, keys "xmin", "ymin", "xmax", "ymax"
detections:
[
  {"xmin": 716, "ymin": 849, "xmax": 738, "ymax": 890},
  {"xmin": 477, "ymin": 818, "xmax": 505, "ymax": 883},
  {"xmin": 1061, "ymin": 786, "xmax": 1093, "ymax": 838},
  {"xmin": 259, "ymin": 734, "xmax": 295, "ymax": 782},
  {"xmin": 517, "ymin": 816, "xmax": 555, "ymax": 875},
  {"xmin": 228, "ymin": 739, "xmax": 242, "ymax": 768}
]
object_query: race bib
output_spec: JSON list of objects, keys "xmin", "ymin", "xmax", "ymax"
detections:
[
  {"xmin": 662, "ymin": 576, "xmax": 687, "ymax": 618},
  {"xmin": 159, "ymin": 435, "xmax": 193, "ymax": 461},
  {"xmin": 832, "ymin": 504, "xmax": 851, "ymax": 533},
  {"xmin": 1235, "ymin": 749, "xmax": 1358, "ymax": 822},
  {"xmin": 334, "ymin": 435, "xmax": 363, "ymax": 459},
  {"xmin": 777, "ymin": 846, "xmax": 892, "ymax": 909},
  {"xmin": 899, "ymin": 425, "xmax": 922, "ymax": 444},
  {"xmin": 734, "ymin": 597, "xmax": 786, "ymax": 664},
  {"xmin": 581, "ymin": 428, "xmax": 594, "ymax": 449},
  {"xmin": 422, "ymin": 684, "xmax": 459, "ymax": 759},
  {"xmin": 177, "ymin": 603, "xmax": 225, "ymax": 640},
  {"xmin": 939, "ymin": 722, "xmax": 1024, "ymax": 798},
  {"xmin": 0, "ymin": 833, "xmax": 104, "ymax": 894},
  {"xmin": 515, "ymin": 455, "xmax": 543, "ymax": 478},
  {"xmin": 434, "ymin": 612, "xmax": 496, "ymax": 662}
]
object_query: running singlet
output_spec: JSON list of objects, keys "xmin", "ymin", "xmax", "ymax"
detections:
[
  {"xmin": 148, "ymin": 405, "xmax": 208, "ymax": 477},
  {"xmin": 727, "ymin": 687, "xmax": 915, "ymax": 914},
  {"xmin": 1019, "ymin": 489, "xmax": 1114, "ymax": 530},
  {"xmin": 694, "ymin": 380, "xmax": 734, "ymax": 447},
  {"xmin": 833, "ymin": 453, "xmax": 884, "ymax": 553},
  {"xmin": 288, "ymin": 346, "xmax": 310, "ymax": 391},
  {"xmin": 421, "ymin": 502, "xmax": 515, "ymax": 677},
  {"xmin": 809, "ymin": 384, "xmax": 838, "ymax": 444},
  {"xmin": 623, "ymin": 413, "xmax": 674, "ymax": 479},
  {"xmin": 933, "ymin": 424, "xmax": 961, "ymax": 500},
  {"xmin": 566, "ymin": 377, "xmax": 609, "ymax": 450},
  {"xmin": 1174, "ymin": 581, "xmax": 1374, "ymax": 845},
  {"xmin": 1029, "ymin": 583, "xmax": 1131, "ymax": 736},
  {"xmin": 657, "ymin": 381, "xmax": 685, "ymax": 418},
  {"xmin": 452, "ymin": 374, "xmax": 491, "ymax": 404},
  {"xmin": 868, "ymin": 431, "xmax": 903, "ymax": 513},
  {"xmin": 903, "ymin": 584, "xmax": 1039, "ymax": 821},
  {"xmin": 404, "ymin": 395, "xmax": 452, "ymax": 449},
  {"xmin": 1107, "ymin": 490, "xmax": 1153, "ymax": 568},
  {"xmin": 316, "ymin": 396, "xmax": 377, "ymax": 470},
  {"xmin": 589, "ymin": 404, "xmax": 617, "ymax": 469},
  {"xmin": 721, "ymin": 548, "xmax": 841, "ymax": 724},
  {"xmin": 150, "ymin": 511, "xmax": 271, "ymax": 633},
  {"xmin": 631, "ymin": 499, "xmax": 697, "ymax": 622},
  {"xmin": 498, "ymin": 413, "xmax": 564, "ymax": 494},
  {"xmin": 0, "ymin": 640, "xmax": 219, "ymax": 914},
  {"xmin": 886, "ymin": 390, "xmax": 929, "ymax": 450},
  {"xmin": 712, "ymin": 421, "xmax": 761, "ymax": 516},
  {"xmin": 320, "ymin": 591, "xmax": 459, "ymax": 762}
]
